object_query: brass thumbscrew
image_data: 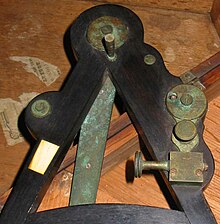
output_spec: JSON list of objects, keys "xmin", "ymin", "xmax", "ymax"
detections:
[{"xmin": 134, "ymin": 151, "xmax": 169, "ymax": 178}]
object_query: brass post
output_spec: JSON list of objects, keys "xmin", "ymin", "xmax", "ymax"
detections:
[{"xmin": 104, "ymin": 33, "xmax": 116, "ymax": 60}]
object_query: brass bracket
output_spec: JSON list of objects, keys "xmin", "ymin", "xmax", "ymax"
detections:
[
  {"xmin": 134, "ymin": 151, "xmax": 208, "ymax": 183},
  {"xmin": 180, "ymin": 72, "xmax": 206, "ymax": 91},
  {"xmin": 169, "ymin": 151, "xmax": 207, "ymax": 183}
]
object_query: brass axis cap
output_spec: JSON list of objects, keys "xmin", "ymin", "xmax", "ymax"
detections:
[
  {"xmin": 166, "ymin": 84, "xmax": 207, "ymax": 120},
  {"xmin": 87, "ymin": 16, "xmax": 128, "ymax": 51}
]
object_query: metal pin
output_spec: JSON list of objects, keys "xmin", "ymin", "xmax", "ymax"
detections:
[{"xmin": 104, "ymin": 33, "xmax": 116, "ymax": 60}]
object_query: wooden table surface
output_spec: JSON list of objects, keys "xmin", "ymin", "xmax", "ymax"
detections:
[{"xmin": 0, "ymin": 0, "xmax": 220, "ymax": 222}]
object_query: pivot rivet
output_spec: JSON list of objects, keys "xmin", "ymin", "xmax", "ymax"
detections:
[
  {"xmin": 144, "ymin": 54, "xmax": 156, "ymax": 65},
  {"xmin": 31, "ymin": 99, "xmax": 51, "ymax": 118}
]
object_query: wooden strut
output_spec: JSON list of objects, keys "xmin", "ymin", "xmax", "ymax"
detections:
[{"xmin": 0, "ymin": 4, "xmax": 219, "ymax": 224}]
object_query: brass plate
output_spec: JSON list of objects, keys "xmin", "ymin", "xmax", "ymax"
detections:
[
  {"xmin": 166, "ymin": 84, "xmax": 207, "ymax": 120},
  {"xmin": 87, "ymin": 16, "xmax": 128, "ymax": 51},
  {"xmin": 169, "ymin": 152, "xmax": 204, "ymax": 183}
]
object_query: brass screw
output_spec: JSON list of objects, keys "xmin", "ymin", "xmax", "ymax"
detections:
[
  {"xmin": 170, "ymin": 168, "xmax": 177, "ymax": 177},
  {"xmin": 180, "ymin": 93, "xmax": 193, "ymax": 106},
  {"xmin": 195, "ymin": 169, "xmax": 203, "ymax": 177},
  {"xmin": 144, "ymin": 54, "xmax": 156, "ymax": 65},
  {"xmin": 86, "ymin": 163, "xmax": 91, "ymax": 169},
  {"xmin": 204, "ymin": 163, "xmax": 208, "ymax": 171},
  {"xmin": 134, "ymin": 151, "xmax": 169, "ymax": 178},
  {"xmin": 31, "ymin": 99, "xmax": 51, "ymax": 118},
  {"xmin": 169, "ymin": 92, "xmax": 177, "ymax": 100}
]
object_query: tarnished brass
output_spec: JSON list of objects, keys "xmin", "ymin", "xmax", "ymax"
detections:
[
  {"xmin": 134, "ymin": 151, "xmax": 208, "ymax": 183},
  {"xmin": 172, "ymin": 133, "xmax": 199, "ymax": 152},
  {"xmin": 87, "ymin": 16, "xmax": 128, "ymax": 51},
  {"xmin": 31, "ymin": 99, "xmax": 51, "ymax": 118},
  {"xmin": 166, "ymin": 84, "xmax": 207, "ymax": 120},
  {"xmin": 180, "ymin": 72, "xmax": 206, "ymax": 91},
  {"xmin": 180, "ymin": 72, "xmax": 197, "ymax": 84},
  {"xmin": 134, "ymin": 151, "xmax": 169, "ymax": 178},
  {"xmin": 169, "ymin": 152, "xmax": 206, "ymax": 183},
  {"xmin": 180, "ymin": 93, "xmax": 193, "ymax": 106},
  {"xmin": 174, "ymin": 120, "xmax": 197, "ymax": 142},
  {"xmin": 144, "ymin": 54, "xmax": 156, "ymax": 65}
]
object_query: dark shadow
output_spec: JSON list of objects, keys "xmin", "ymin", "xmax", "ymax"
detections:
[
  {"xmin": 113, "ymin": 92, "xmax": 125, "ymax": 115},
  {"xmin": 125, "ymin": 159, "xmax": 134, "ymax": 183}
]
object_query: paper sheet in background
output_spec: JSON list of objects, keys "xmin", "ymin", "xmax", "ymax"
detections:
[
  {"xmin": 0, "ymin": 92, "xmax": 39, "ymax": 146},
  {"xmin": 10, "ymin": 56, "xmax": 61, "ymax": 86}
]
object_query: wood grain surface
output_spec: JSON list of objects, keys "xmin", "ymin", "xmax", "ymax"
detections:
[
  {"xmin": 0, "ymin": 0, "xmax": 220, "ymax": 223},
  {"xmin": 211, "ymin": 0, "xmax": 220, "ymax": 37},
  {"xmin": 85, "ymin": 0, "xmax": 214, "ymax": 13}
]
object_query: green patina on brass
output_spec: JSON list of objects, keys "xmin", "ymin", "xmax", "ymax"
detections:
[
  {"xmin": 87, "ymin": 16, "xmax": 128, "ymax": 51},
  {"xmin": 31, "ymin": 99, "xmax": 51, "ymax": 118},
  {"xmin": 134, "ymin": 84, "xmax": 208, "ymax": 183},
  {"xmin": 144, "ymin": 54, "xmax": 156, "ymax": 65},
  {"xmin": 166, "ymin": 84, "xmax": 207, "ymax": 120},
  {"xmin": 70, "ymin": 73, "xmax": 115, "ymax": 206}
]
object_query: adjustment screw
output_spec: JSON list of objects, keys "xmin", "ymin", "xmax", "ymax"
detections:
[
  {"xmin": 31, "ymin": 99, "xmax": 51, "ymax": 118},
  {"xmin": 134, "ymin": 151, "xmax": 169, "ymax": 178},
  {"xmin": 144, "ymin": 54, "xmax": 156, "ymax": 65}
]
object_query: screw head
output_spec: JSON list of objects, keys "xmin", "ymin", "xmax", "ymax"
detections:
[
  {"xmin": 195, "ymin": 169, "xmax": 203, "ymax": 177},
  {"xmin": 31, "ymin": 99, "xmax": 51, "ymax": 118},
  {"xmin": 180, "ymin": 93, "xmax": 193, "ymax": 106},
  {"xmin": 86, "ymin": 163, "xmax": 91, "ymax": 169},
  {"xmin": 170, "ymin": 168, "xmax": 177, "ymax": 177},
  {"xmin": 144, "ymin": 54, "xmax": 156, "ymax": 65},
  {"xmin": 169, "ymin": 92, "xmax": 178, "ymax": 100},
  {"xmin": 204, "ymin": 163, "xmax": 208, "ymax": 171}
]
